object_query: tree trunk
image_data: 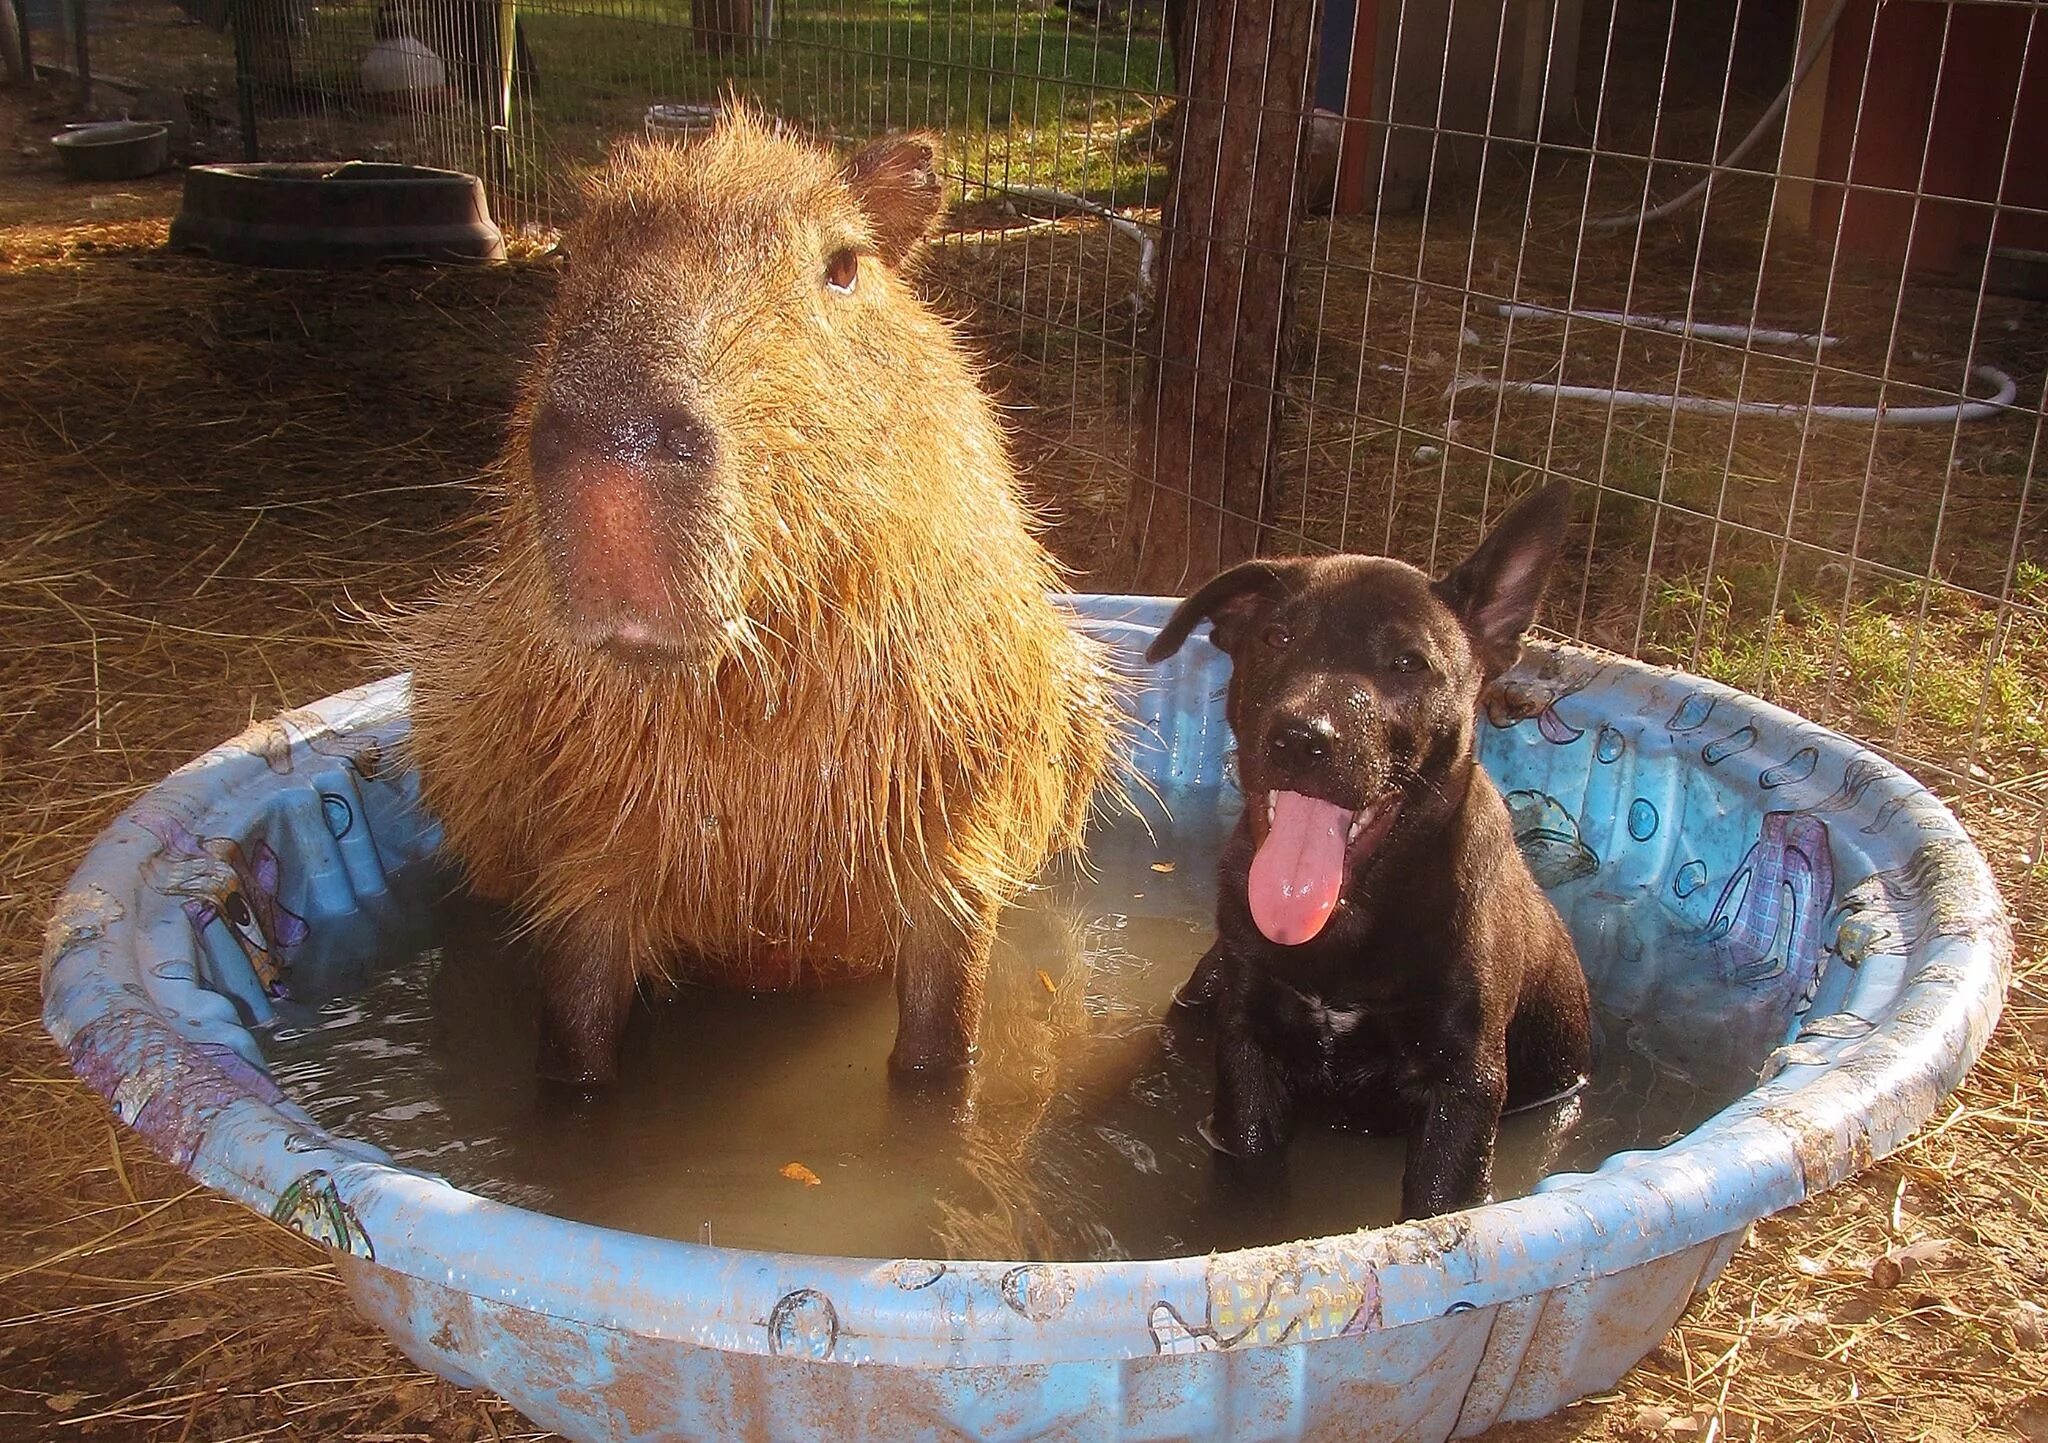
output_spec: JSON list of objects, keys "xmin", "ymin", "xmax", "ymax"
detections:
[
  {"xmin": 0, "ymin": 0, "xmax": 26, "ymax": 85},
  {"xmin": 693, "ymin": 0, "xmax": 754, "ymax": 56},
  {"xmin": 1126, "ymin": 0, "xmax": 1318, "ymax": 592}
]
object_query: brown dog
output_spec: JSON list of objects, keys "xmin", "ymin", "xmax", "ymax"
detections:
[{"xmin": 1148, "ymin": 482, "xmax": 1592, "ymax": 1218}]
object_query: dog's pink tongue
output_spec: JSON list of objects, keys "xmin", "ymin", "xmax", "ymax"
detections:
[{"xmin": 1249, "ymin": 790, "xmax": 1351, "ymax": 946}]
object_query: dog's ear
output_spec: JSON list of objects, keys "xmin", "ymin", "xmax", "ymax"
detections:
[
  {"xmin": 1145, "ymin": 559, "xmax": 1304, "ymax": 663},
  {"xmin": 1436, "ymin": 481, "xmax": 1572, "ymax": 679}
]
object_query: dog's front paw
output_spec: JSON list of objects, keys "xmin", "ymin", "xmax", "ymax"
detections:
[
  {"xmin": 1172, "ymin": 941, "xmax": 1227, "ymax": 1011},
  {"xmin": 1199, "ymin": 1108, "xmax": 1286, "ymax": 1159},
  {"xmin": 1211, "ymin": 1032, "xmax": 1292, "ymax": 1158}
]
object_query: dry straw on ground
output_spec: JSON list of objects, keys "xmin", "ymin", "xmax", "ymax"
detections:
[{"xmin": 2, "ymin": 77, "xmax": 2045, "ymax": 1443}]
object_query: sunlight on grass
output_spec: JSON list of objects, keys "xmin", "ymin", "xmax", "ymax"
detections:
[
  {"xmin": 300, "ymin": 0, "xmax": 1170, "ymax": 199},
  {"xmin": 1645, "ymin": 563, "xmax": 2048, "ymax": 766}
]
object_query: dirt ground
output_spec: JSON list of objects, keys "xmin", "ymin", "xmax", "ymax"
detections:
[{"xmin": 2, "ymin": 74, "xmax": 2046, "ymax": 1442}]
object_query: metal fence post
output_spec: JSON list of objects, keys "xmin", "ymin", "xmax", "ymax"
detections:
[{"xmin": 68, "ymin": 0, "xmax": 90, "ymax": 106}]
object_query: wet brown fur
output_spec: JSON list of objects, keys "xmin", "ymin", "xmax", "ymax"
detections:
[{"xmin": 398, "ymin": 110, "xmax": 1119, "ymax": 1075}]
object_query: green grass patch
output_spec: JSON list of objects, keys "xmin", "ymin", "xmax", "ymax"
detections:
[
  {"xmin": 293, "ymin": 0, "xmax": 1169, "ymax": 200},
  {"xmin": 1644, "ymin": 563, "xmax": 2048, "ymax": 763}
]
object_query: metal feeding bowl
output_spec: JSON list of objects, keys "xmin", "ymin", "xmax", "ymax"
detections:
[{"xmin": 42, "ymin": 596, "xmax": 2008, "ymax": 1442}]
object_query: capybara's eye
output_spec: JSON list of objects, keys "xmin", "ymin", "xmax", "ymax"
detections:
[
  {"xmin": 825, "ymin": 248, "xmax": 859, "ymax": 294},
  {"xmin": 1262, "ymin": 623, "xmax": 1291, "ymax": 650},
  {"xmin": 1390, "ymin": 651, "xmax": 1428, "ymax": 675}
]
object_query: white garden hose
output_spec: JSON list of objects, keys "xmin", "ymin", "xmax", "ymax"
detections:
[
  {"xmin": 1590, "ymin": 0, "xmax": 1855, "ymax": 231},
  {"xmin": 1449, "ymin": 363, "xmax": 2019, "ymax": 426},
  {"xmin": 1494, "ymin": 302, "xmax": 1838, "ymax": 350},
  {"xmin": 1003, "ymin": 184, "xmax": 1158, "ymax": 302}
]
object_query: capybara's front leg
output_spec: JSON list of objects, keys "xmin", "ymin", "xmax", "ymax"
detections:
[
  {"xmin": 535, "ymin": 939, "xmax": 638, "ymax": 1087},
  {"xmin": 888, "ymin": 901, "xmax": 997, "ymax": 1082}
]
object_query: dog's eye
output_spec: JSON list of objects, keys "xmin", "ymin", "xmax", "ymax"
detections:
[
  {"xmin": 1262, "ymin": 623, "xmax": 1292, "ymax": 650},
  {"xmin": 825, "ymin": 248, "xmax": 859, "ymax": 294},
  {"xmin": 1390, "ymin": 651, "xmax": 1428, "ymax": 674}
]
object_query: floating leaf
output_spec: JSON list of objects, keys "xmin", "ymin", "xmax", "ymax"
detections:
[
  {"xmin": 779, "ymin": 1162, "xmax": 822, "ymax": 1187},
  {"xmin": 43, "ymin": 1394, "xmax": 85, "ymax": 1414},
  {"xmin": 1149, "ymin": 861, "xmax": 1176, "ymax": 873}
]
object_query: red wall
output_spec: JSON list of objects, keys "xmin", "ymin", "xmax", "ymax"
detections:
[{"xmin": 1814, "ymin": 0, "xmax": 2048, "ymax": 272}]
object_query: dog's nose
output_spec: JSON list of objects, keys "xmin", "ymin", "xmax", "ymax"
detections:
[{"xmin": 1266, "ymin": 716, "xmax": 1335, "ymax": 770}]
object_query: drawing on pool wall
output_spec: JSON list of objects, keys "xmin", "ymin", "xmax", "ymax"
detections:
[
  {"xmin": 1700, "ymin": 811, "xmax": 1835, "ymax": 1011},
  {"xmin": 765, "ymin": 1288, "xmax": 839, "ymax": 1359},
  {"xmin": 1759, "ymin": 745, "xmax": 1820, "ymax": 789},
  {"xmin": 135, "ymin": 812, "xmax": 308, "ymax": 997},
  {"xmin": 60, "ymin": 1013, "xmax": 288, "ymax": 1172},
  {"xmin": 1482, "ymin": 655, "xmax": 1611, "ymax": 744},
  {"xmin": 1829, "ymin": 836, "xmax": 2008, "ymax": 965},
  {"xmin": 1001, "ymin": 1264, "xmax": 1076, "ymax": 1322},
  {"xmin": 1803, "ymin": 753, "xmax": 1890, "ymax": 816},
  {"xmin": 1505, "ymin": 790, "xmax": 1600, "ymax": 887},
  {"xmin": 1147, "ymin": 1265, "xmax": 1380, "ymax": 1354},
  {"xmin": 239, "ymin": 707, "xmax": 394, "ymax": 779},
  {"xmin": 271, "ymin": 1169, "xmax": 375, "ymax": 1260},
  {"xmin": 1666, "ymin": 689, "xmax": 1718, "ymax": 734},
  {"xmin": 1701, "ymin": 724, "xmax": 1759, "ymax": 767},
  {"xmin": 1147, "ymin": 1300, "xmax": 1226, "ymax": 1353}
]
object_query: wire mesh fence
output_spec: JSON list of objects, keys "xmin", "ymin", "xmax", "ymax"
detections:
[{"xmin": 31, "ymin": 0, "xmax": 2043, "ymax": 848}]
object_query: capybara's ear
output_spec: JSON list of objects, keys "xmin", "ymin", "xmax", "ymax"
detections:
[
  {"xmin": 1435, "ymin": 480, "xmax": 1572, "ymax": 680},
  {"xmin": 845, "ymin": 134, "xmax": 944, "ymax": 265},
  {"xmin": 1146, "ymin": 559, "xmax": 1306, "ymax": 663}
]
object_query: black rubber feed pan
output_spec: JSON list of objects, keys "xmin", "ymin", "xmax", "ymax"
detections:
[{"xmin": 169, "ymin": 162, "xmax": 506, "ymax": 269}]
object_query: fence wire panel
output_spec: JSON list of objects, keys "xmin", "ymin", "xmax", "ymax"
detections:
[{"xmin": 64, "ymin": 0, "xmax": 2043, "ymax": 843}]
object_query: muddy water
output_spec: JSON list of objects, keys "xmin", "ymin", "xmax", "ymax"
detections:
[{"xmin": 266, "ymin": 794, "xmax": 1762, "ymax": 1262}]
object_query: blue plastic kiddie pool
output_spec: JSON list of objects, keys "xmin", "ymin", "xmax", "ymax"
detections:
[{"xmin": 42, "ymin": 595, "xmax": 2010, "ymax": 1442}]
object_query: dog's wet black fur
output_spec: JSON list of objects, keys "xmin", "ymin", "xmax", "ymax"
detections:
[{"xmin": 1147, "ymin": 482, "xmax": 1592, "ymax": 1220}]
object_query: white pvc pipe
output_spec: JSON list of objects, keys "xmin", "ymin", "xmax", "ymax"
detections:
[
  {"xmin": 1449, "ymin": 364, "xmax": 2019, "ymax": 427},
  {"xmin": 1003, "ymin": 184, "xmax": 1158, "ymax": 299},
  {"xmin": 1494, "ymin": 302, "xmax": 1839, "ymax": 350}
]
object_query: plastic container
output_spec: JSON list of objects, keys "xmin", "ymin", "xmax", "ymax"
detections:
[
  {"xmin": 52, "ymin": 121, "xmax": 169, "ymax": 181},
  {"xmin": 41, "ymin": 596, "xmax": 2010, "ymax": 1442},
  {"xmin": 167, "ymin": 161, "xmax": 505, "ymax": 268}
]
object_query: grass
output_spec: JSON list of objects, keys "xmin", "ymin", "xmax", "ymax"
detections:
[
  {"xmin": 1644, "ymin": 567, "xmax": 2048, "ymax": 792},
  {"xmin": 237, "ymin": 0, "xmax": 1175, "ymax": 205}
]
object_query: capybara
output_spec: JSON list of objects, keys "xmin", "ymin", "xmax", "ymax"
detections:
[
  {"xmin": 1148, "ymin": 482, "xmax": 1592, "ymax": 1218},
  {"xmin": 400, "ymin": 109, "xmax": 1119, "ymax": 1087}
]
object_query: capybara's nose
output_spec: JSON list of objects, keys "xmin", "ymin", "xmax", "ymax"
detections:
[
  {"xmin": 1265, "ymin": 715, "xmax": 1335, "ymax": 772},
  {"xmin": 526, "ymin": 393, "xmax": 721, "ymax": 653},
  {"xmin": 529, "ymin": 397, "xmax": 718, "ymax": 482}
]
